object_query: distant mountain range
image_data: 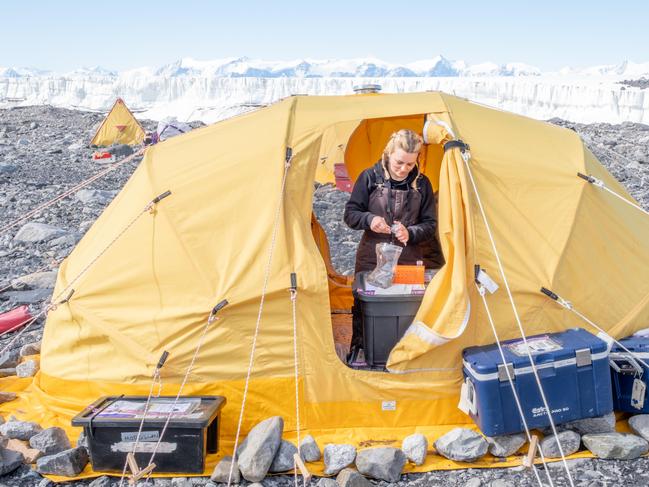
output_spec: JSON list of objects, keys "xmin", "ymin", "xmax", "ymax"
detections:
[{"xmin": 2, "ymin": 56, "xmax": 649, "ymax": 79}]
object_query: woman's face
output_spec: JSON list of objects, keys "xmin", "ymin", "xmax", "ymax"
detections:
[{"xmin": 388, "ymin": 148, "xmax": 419, "ymax": 181}]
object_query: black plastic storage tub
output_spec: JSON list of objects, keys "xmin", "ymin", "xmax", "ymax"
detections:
[
  {"xmin": 354, "ymin": 273, "xmax": 424, "ymax": 367},
  {"xmin": 71, "ymin": 395, "xmax": 226, "ymax": 474}
]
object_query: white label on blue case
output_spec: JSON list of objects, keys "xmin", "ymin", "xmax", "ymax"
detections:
[
  {"xmin": 632, "ymin": 379, "xmax": 646, "ymax": 410},
  {"xmin": 507, "ymin": 336, "xmax": 562, "ymax": 356}
]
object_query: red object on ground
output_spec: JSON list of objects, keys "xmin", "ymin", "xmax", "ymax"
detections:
[
  {"xmin": 333, "ymin": 163, "xmax": 353, "ymax": 192},
  {"xmin": 0, "ymin": 305, "xmax": 32, "ymax": 334},
  {"xmin": 92, "ymin": 151, "xmax": 113, "ymax": 160}
]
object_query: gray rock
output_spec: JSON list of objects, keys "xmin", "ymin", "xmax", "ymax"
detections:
[
  {"xmin": 486, "ymin": 434, "xmax": 526, "ymax": 458},
  {"xmin": 336, "ymin": 467, "xmax": 371, "ymax": 487},
  {"xmin": 489, "ymin": 481, "xmax": 514, "ymax": 487},
  {"xmin": 20, "ymin": 342, "xmax": 41, "ymax": 357},
  {"xmin": 36, "ymin": 446, "xmax": 89, "ymax": 476},
  {"xmin": 12, "ymin": 271, "xmax": 57, "ymax": 290},
  {"xmin": 30, "ymin": 122, "xmax": 38, "ymax": 130},
  {"xmin": 402, "ymin": 433, "xmax": 428, "ymax": 465},
  {"xmin": 0, "ymin": 420, "xmax": 42, "ymax": 440},
  {"xmin": 0, "ymin": 164, "xmax": 18, "ymax": 174},
  {"xmin": 582, "ymin": 432, "xmax": 649, "ymax": 459},
  {"xmin": 0, "ymin": 392, "xmax": 17, "ymax": 404},
  {"xmin": 107, "ymin": 144, "xmax": 134, "ymax": 157},
  {"xmin": 76, "ymin": 430, "xmax": 88, "ymax": 449},
  {"xmin": 16, "ymin": 359, "xmax": 39, "ymax": 378},
  {"xmin": 247, "ymin": 484, "xmax": 263, "ymax": 487},
  {"xmin": 38, "ymin": 479, "xmax": 54, "ymax": 487},
  {"xmin": 0, "ymin": 368, "xmax": 16, "ymax": 377},
  {"xmin": 236, "ymin": 416, "xmax": 283, "ymax": 482},
  {"xmin": 0, "ymin": 447, "xmax": 23, "ymax": 475},
  {"xmin": 17, "ymin": 138, "xmax": 29, "ymax": 146},
  {"xmin": 299, "ymin": 434, "xmax": 321, "ymax": 462},
  {"xmin": 563, "ymin": 412, "xmax": 616, "ymax": 434},
  {"xmin": 210, "ymin": 455, "xmax": 240, "ymax": 483},
  {"xmin": 434, "ymin": 428, "xmax": 488, "ymax": 462},
  {"xmin": 13, "ymin": 223, "xmax": 67, "ymax": 243},
  {"xmin": 628, "ymin": 414, "xmax": 649, "ymax": 441},
  {"xmin": 5, "ymin": 289, "xmax": 52, "ymax": 305},
  {"xmin": 355, "ymin": 447, "xmax": 406, "ymax": 482},
  {"xmin": 29, "ymin": 427, "xmax": 71, "ymax": 455},
  {"xmin": 465, "ymin": 479, "xmax": 483, "ymax": 487},
  {"xmin": 269, "ymin": 439, "xmax": 297, "ymax": 473},
  {"xmin": 0, "ymin": 350, "xmax": 20, "ymax": 368},
  {"xmin": 323, "ymin": 443, "xmax": 356, "ymax": 475},
  {"xmin": 540, "ymin": 430, "xmax": 580, "ymax": 458},
  {"xmin": 89, "ymin": 476, "xmax": 113, "ymax": 487},
  {"xmin": 74, "ymin": 189, "xmax": 117, "ymax": 205},
  {"xmin": 315, "ymin": 478, "xmax": 338, "ymax": 487},
  {"xmin": 48, "ymin": 232, "xmax": 81, "ymax": 248}
]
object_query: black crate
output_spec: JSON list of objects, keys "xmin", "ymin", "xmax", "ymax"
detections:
[
  {"xmin": 354, "ymin": 273, "xmax": 423, "ymax": 366},
  {"xmin": 71, "ymin": 395, "xmax": 226, "ymax": 474}
]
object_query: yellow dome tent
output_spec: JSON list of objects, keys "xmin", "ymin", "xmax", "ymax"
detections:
[
  {"xmin": 90, "ymin": 98, "xmax": 146, "ymax": 147},
  {"xmin": 7, "ymin": 92, "xmax": 649, "ymax": 478}
]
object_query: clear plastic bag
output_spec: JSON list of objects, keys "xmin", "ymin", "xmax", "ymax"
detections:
[{"xmin": 366, "ymin": 243, "xmax": 403, "ymax": 288}]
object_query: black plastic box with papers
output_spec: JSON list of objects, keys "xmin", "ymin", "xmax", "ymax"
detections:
[{"xmin": 71, "ymin": 395, "xmax": 226, "ymax": 474}]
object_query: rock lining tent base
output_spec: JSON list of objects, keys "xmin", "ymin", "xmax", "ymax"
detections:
[
  {"xmin": 90, "ymin": 98, "xmax": 146, "ymax": 147},
  {"xmin": 3, "ymin": 91, "xmax": 649, "ymax": 479}
]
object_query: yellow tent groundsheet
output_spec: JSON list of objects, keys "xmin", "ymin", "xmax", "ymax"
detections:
[
  {"xmin": 5, "ymin": 92, "xmax": 649, "ymax": 479},
  {"xmin": 90, "ymin": 98, "xmax": 145, "ymax": 147}
]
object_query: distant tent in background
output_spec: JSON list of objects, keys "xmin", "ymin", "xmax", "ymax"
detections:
[{"xmin": 90, "ymin": 98, "xmax": 145, "ymax": 147}]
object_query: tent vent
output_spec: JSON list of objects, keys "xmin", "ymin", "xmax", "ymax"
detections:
[{"xmin": 353, "ymin": 84, "xmax": 382, "ymax": 94}]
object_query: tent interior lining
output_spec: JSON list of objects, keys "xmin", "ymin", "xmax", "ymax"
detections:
[{"xmin": 310, "ymin": 115, "xmax": 447, "ymax": 366}]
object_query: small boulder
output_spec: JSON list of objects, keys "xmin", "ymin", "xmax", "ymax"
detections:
[
  {"xmin": 299, "ymin": 434, "xmax": 321, "ymax": 462},
  {"xmin": 434, "ymin": 428, "xmax": 488, "ymax": 462},
  {"xmin": 582, "ymin": 432, "xmax": 649, "ymax": 460},
  {"xmin": 5, "ymin": 289, "xmax": 52, "ymax": 305},
  {"xmin": 563, "ymin": 412, "xmax": 616, "ymax": 435},
  {"xmin": 0, "ymin": 368, "xmax": 16, "ymax": 378},
  {"xmin": 20, "ymin": 342, "xmax": 41, "ymax": 357},
  {"xmin": 269, "ymin": 439, "xmax": 297, "ymax": 473},
  {"xmin": 36, "ymin": 446, "xmax": 89, "ymax": 476},
  {"xmin": 16, "ymin": 359, "xmax": 39, "ymax": 378},
  {"xmin": 89, "ymin": 476, "xmax": 112, "ymax": 487},
  {"xmin": 5, "ymin": 438, "xmax": 41, "ymax": 463},
  {"xmin": 107, "ymin": 144, "xmax": 134, "ymax": 158},
  {"xmin": 74, "ymin": 189, "xmax": 117, "ymax": 206},
  {"xmin": 355, "ymin": 447, "xmax": 406, "ymax": 482},
  {"xmin": 76, "ymin": 430, "xmax": 88, "ymax": 449},
  {"xmin": 0, "ymin": 392, "xmax": 17, "ymax": 404},
  {"xmin": 402, "ymin": 433, "xmax": 427, "ymax": 465},
  {"xmin": 628, "ymin": 414, "xmax": 649, "ymax": 441},
  {"xmin": 11, "ymin": 271, "xmax": 57, "ymax": 290},
  {"xmin": 486, "ymin": 434, "xmax": 526, "ymax": 458},
  {"xmin": 236, "ymin": 416, "xmax": 283, "ymax": 482},
  {"xmin": 0, "ymin": 350, "xmax": 20, "ymax": 368},
  {"xmin": 0, "ymin": 447, "xmax": 24, "ymax": 475},
  {"xmin": 336, "ymin": 467, "xmax": 371, "ymax": 487},
  {"xmin": 29, "ymin": 427, "xmax": 71, "ymax": 456},
  {"xmin": 210, "ymin": 455, "xmax": 240, "ymax": 484},
  {"xmin": 13, "ymin": 223, "xmax": 67, "ymax": 243},
  {"xmin": 540, "ymin": 430, "xmax": 581, "ymax": 458},
  {"xmin": 315, "ymin": 478, "xmax": 338, "ymax": 487},
  {"xmin": 323, "ymin": 443, "xmax": 356, "ymax": 475},
  {"xmin": 0, "ymin": 420, "xmax": 43, "ymax": 440}
]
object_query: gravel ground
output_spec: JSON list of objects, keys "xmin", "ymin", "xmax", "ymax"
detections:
[{"xmin": 0, "ymin": 105, "xmax": 649, "ymax": 486}]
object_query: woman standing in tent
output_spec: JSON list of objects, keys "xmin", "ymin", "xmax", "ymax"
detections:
[{"xmin": 343, "ymin": 129, "xmax": 438, "ymax": 363}]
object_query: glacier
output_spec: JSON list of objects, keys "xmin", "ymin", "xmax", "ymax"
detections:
[{"xmin": 1, "ymin": 56, "xmax": 648, "ymax": 124}]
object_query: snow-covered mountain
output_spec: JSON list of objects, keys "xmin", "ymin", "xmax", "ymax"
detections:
[{"xmin": 1, "ymin": 56, "xmax": 649, "ymax": 124}]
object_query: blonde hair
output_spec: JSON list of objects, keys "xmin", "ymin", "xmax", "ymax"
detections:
[{"xmin": 381, "ymin": 129, "xmax": 424, "ymax": 189}]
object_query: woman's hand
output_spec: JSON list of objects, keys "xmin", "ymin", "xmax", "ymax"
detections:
[
  {"xmin": 370, "ymin": 216, "xmax": 391, "ymax": 234},
  {"xmin": 393, "ymin": 221, "xmax": 409, "ymax": 245}
]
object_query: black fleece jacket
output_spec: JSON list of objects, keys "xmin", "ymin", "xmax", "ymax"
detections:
[{"xmin": 343, "ymin": 162, "xmax": 437, "ymax": 245}]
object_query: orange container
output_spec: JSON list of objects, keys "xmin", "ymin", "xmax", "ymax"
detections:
[{"xmin": 393, "ymin": 265, "xmax": 425, "ymax": 285}]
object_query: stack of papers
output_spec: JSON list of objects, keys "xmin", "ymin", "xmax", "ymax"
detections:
[{"xmin": 97, "ymin": 398, "xmax": 202, "ymax": 419}]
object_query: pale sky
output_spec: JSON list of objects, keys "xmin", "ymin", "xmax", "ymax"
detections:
[{"xmin": 1, "ymin": 0, "xmax": 647, "ymax": 72}]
